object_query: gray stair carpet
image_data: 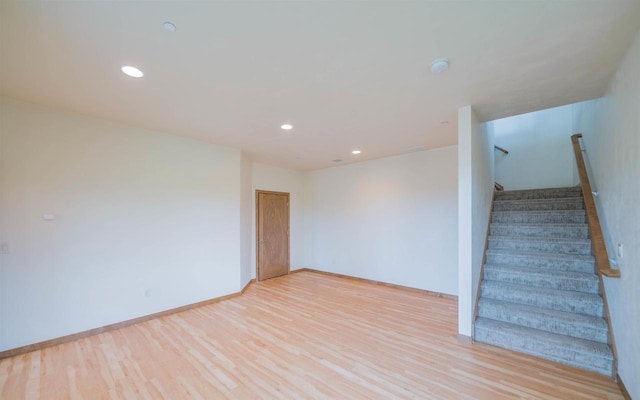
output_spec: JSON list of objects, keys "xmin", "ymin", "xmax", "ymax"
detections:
[
  {"xmin": 493, "ymin": 197, "xmax": 585, "ymax": 212},
  {"xmin": 485, "ymin": 250, "xmax": 595, "ymax": 273},
  {"xmin": 474, "ymin": 186, "xmax": 614, "ymax": 376},
  {"xmin": 488, "ymin": 236, "xmax": 592, "ymax": 255}
]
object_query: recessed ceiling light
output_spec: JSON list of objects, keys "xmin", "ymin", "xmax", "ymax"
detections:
[
  {"xmin": 352, "ymin": 150, "xmax": 361, "ymax": 155},
  {"xmin": 281, "ymin": 124, "xmax": 293, "ymax": 130},
  {"xmin": 440, "ymin": 120, "xmax": 450, "ymax": 125},
  {"xmin": 163, "ymin": 21, "xmax": 176, "ymax": 32},
  {"xmin": 430, "ymin": 58, "xmax": 450, "ymax": 74},
  {"xmin": 121, "ymin": 66, "xmax": 143, "ymax": 78},
  {"xmin": 332, "ymin": 159, "xmax": 343, "ymax": 163}
]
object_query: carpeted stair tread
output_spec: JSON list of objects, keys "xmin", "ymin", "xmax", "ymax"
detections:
[
  {"xmin": 486, "ymin": 249, "xmax": 594, "ymax": 262},
  {"xmin": 493, "ymin": 197, "xmax": 584, "ymax": 206},
  {"xmin": 481, "ymin": 281, "xmax": 603, "ymax": 316},
  {"xmin": 493, "ymin": 209, "xmax": 586, "ymax": 215},
  {"xmin": 486, "ymin": 249, "xmax": 594, "ymax": 261},
  {"xmin": 493, "ymin": 197, "xmax": 584, "ymax": 211},
  {"xmin": 474, "ymin": 318, "xmax": 613, "ymax": 375},
  {"xmin": 490, "ymin": 223, "xmax": 589, "ymax": 239},
  {"xmin": 485, "ymin": 250, "xmax": 595, "ymax": 273},
  {"xmin": 488, "ymin": 236, "xmax": 592, "ymax": 255},
  {"xmin": 495, "ymin": 187, "xmax": 582, "ymax": 201},
  {"xmin": 492, "ymin": 210, "xmax": 586, "ymax": 224},
  {"xmin": 483, "ymin": 264, "xmax": 599, "ymax": 293},
  {"xmin": 477, "ymin": 298, "xmax": 608, "ymax": 343}
]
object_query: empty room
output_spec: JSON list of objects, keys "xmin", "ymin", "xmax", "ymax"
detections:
[{"xmin": 1, "ymin": 1, "xmax": 639, "ymax": 399}]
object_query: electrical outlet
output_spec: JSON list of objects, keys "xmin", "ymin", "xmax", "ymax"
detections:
[
  {"xmin": 0, "ymin": 243, "xmax": 8, "ymax": 254},
  {"xmin": 617, "ymin": 243, "xmax": 624, "ymax": 259}
]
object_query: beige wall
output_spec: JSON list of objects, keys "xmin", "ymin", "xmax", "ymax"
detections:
[
  {"xmin": 240, "ymin": 154, "xmax": 253, "ymax": 287},
  {"xmin": 304, "ymin": 146, "xmax": 458, "ymax": 295},
  {"xmin": 0, "ymin": 98, "xmax": 243, "ymax": 351}
]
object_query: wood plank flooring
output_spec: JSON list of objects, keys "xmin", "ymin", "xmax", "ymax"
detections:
[{"xmin": 0, "ymin": 271, "xmax": 624, "ymax": 399}]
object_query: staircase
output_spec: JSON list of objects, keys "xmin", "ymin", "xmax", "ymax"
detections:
[{"xmin": 474, "ymin": 186, "xmax": 614, "ymax": 376}]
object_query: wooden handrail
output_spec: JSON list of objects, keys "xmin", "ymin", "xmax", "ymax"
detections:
[
  {"xmin": 571, "ymin": 134, "xmax": 620, "ymax": 278},
  {"xmin": 494, "ymin": 145, "xmax": 509, "ymax": 154}
]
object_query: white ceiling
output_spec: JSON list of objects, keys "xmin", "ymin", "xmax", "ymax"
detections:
[{"xmin": 2, "ymin": 1, "xmax": 639, "ymax": 170}]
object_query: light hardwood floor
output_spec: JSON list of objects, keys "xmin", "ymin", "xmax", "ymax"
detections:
[{"xmin": 0, "ymin": 271, "xmax": 624, "ymax": 399}]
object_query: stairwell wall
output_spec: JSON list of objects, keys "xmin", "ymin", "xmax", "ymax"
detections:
[
  {"xmin": 458, "ymin": 106, "xmax": 494, "ymax": 338},
  {"xmin": 487, "ymin": 105, "xmax": 576, "ymax": 191},
  {"xmin": 571, "ymin": 29, "xmax": 640, "ymax": 398}
]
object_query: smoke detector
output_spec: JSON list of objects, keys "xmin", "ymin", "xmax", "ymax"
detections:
[{"xmin": 430, "ymin": 58, "xmax": 450, "ymax": 74}]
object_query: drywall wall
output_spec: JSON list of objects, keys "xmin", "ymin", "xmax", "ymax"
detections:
[
  {"xmin": 0, "ymin": 98, "xmax": 242, "ymax": 351},
  {"xmin": 240, "ymin": 154, "xmax": 253, "ymax": 288},
  {"xmin": 251, "ymin": 163, "xmax": 306, "ymax": 276},
  {"xmin": 571, "ymin": 29, "xmax": 640, "ymax": 398},
  {"xmin": 458, "ymin": 105, "xmax": 494, "ymax": 338},
  {"xmin": 487, "ymin": 105, "xmax": 575, "ymax": 191},
  {"xmin": 304, "ymin": 147, "xmax": 458, "ymax": 295}
]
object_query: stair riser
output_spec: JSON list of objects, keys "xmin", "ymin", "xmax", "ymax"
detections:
[
  {"xmin": 488, "ymin": 239, "xmax": 592, "ymax": 255},
  {"xmin": 477, "ymin": 305, "xmax": 608, "ymax": 343},
  {"xmin": 484, "ymin": 269, "xmax": 599, "ymax": 294},
  {"xmin": 495, "ymin": 188, "xmax": 583, "ymax": 201},
  {"xmin": 485, "ymin": 253, "xmax": 595, "ymax": 273},
  {"xmin": 481, "ymin": 284, "xmax": 603, "ymax": 317},
  {"xmin": 493, "ymin": 200, "xmax": 584, "ymax": 212},
  {"xmin": 492, "ymin": 212, "xmax": 586, "ymax": 224},
  {"xmin": 474, "ymin": 327, "xmax": 613, "ymax": 375},
  {"xmin": 490, "ymin": 225, "xmax": 589, "ymax": 239}
]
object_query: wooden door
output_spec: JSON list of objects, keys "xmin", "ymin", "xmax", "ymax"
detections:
[{"xmin": 256, "ymin": 190, "xmax": 290, "ymax": 281}]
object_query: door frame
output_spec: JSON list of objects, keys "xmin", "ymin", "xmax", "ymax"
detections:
[{"xmin": 255, "ymin": 190, "xmax": 290, "ymax": 281}]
